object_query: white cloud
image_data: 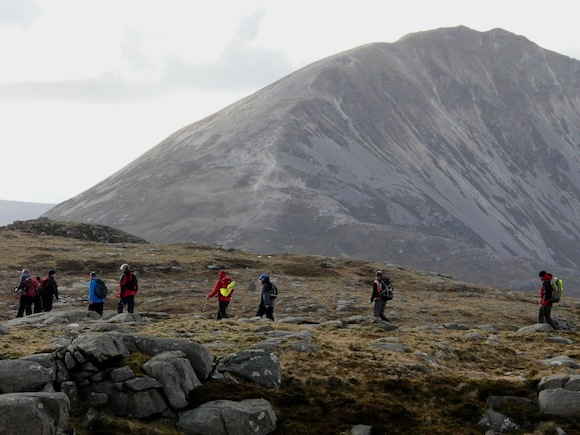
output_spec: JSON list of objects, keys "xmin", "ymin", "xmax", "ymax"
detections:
[{"xmin": 0, "ymin": 0, "xmax": 579, "ymax": 203}]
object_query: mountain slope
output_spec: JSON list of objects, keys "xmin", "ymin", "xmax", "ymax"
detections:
[{"xmin": 43, "ymin": 26, "xmax": 580, "ymax": 293}]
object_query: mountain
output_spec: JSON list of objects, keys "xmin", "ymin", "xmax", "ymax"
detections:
[
  {"xmin": 0, "ymin": 199, "xmax": 56, "ymax": 226},
  {"xmin": 43, "ymin": 26, "xmax": 580, "ymax": 294}
]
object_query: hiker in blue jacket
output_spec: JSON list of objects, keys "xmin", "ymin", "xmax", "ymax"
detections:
[
  {"xmin": 256, "ymin": 274, "xmax": 275, "ymax": 321},
  {"xmin": 88, "ymin": 271, "xmax": 105, "ymax": 315}
]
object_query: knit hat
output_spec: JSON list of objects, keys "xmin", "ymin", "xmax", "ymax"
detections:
[
  {"xmin": 539, "ymin": 271, "xmax": 547, "ymax": 278},
  {"xmin": 218, "ymin": 270, "xmax": 227, "ymax": 278},
  {"xmin": 48, "ymin": 269, "xmax": 56, "ymax": 276},
  {"xmin": 120, "ymin": 264, "xmax": 130, "ymax": 272}
]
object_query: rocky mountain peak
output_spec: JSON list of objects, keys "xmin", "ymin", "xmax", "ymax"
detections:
[{"xmin": 43, "ymin": 26, "xmax": 580, "ymax": 294}]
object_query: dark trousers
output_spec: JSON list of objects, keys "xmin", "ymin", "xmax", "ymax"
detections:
[
  {"xmin": 217, "ymin": 301, "xmax": 230, "ymax": 319},
  {"xmin": 117, "ymin": 295, "xmax": 135, "ymax": 313},
  {"xmin": 538, "ymin": 305, "xmax": 558, "ymax": 329},
  {"xmin": 17, "ymin": 295, "xmax": 33, "ymax": 317},
  {"xmin": 89, "ymin": 302, "xmax": 104, "ymax": 315},
  {"xmin": 256, "ymin": 300, "xmax": 274, "ymax": 321},
  {"xmin": 33, "ymin": 294, "xmax": 42, "ymax": 313},
  {"xmin": 42, "ymin": 295, "xmax": 54, "ymax": 312},
  {"xmin": 373, "ymin": 299, "xmax": 390, "ymax": 322}
]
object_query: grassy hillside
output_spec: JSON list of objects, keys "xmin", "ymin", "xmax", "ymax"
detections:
[{"xmin": 1, "ymin": 229, "xmax": 578, "ymax": 434}]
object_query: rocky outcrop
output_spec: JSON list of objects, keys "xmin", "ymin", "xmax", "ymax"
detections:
[
  {"xmin": 2, "ymin": 218, "xmax": 147, "ymax": 243},
  {"xmin": 0, "ymin": 320, "xmax": 280, "ymax": 434}
]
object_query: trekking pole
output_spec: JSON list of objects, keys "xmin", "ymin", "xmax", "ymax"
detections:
[{"xmin": 202, "ymin": 297, "xmax": 208, "ymax": 312}]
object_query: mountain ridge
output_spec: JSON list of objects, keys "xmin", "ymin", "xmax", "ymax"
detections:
[{"xmin": 43, "ymin": 26, "xmax": 580, "ymax": 294}]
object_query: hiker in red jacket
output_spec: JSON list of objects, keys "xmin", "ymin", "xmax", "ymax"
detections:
[
  {"xmin": 538, "ymin": 270, "xmax": 558, "ymax": 329},
  {"xmin": 15, "ymin": 268, "xmax": 36, "ymax": 317},
  {"xmin": 117, "ymin": 264, "xmax": 138, "ymax": 313},
  {"xmin": 207, "ymin": 270, "xmax": 234, "ymax": 319}
]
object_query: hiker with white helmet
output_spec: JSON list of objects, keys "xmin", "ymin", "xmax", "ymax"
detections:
[
  {"xmin": 117, "ymin": 263, "xmax": 138, "ymax": 313},
  {"xmin": 15, "ymin": 268, "xmax": 36, "ymax": 317}
]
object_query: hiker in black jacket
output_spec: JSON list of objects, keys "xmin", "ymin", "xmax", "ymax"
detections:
[
  {"xmin": 38, "ymin": 269, "xmax": 59, "ymax": 312},
  {"xmin": 256, "ymin": 274, "xmax": 275, "ymax": 321}
]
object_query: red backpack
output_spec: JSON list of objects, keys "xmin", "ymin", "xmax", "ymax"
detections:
[
  {"xmin": 24, "ymin": 276, "xmax": 39, "ymax": 298},
  {"xmin": 38, "ymin": 277, "xmax": 51, "ymax": 295}
]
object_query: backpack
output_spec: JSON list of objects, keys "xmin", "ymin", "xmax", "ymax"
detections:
[
  {"xmin": 24, "ymin": 276, "xmax": 39, "ymax": 298},
  {"xmin": 378, "ymin": 278, "xmax": 393, "ymax": 301},
  {"xmin": 124, "ymin": 272, "xmax": 138, "ymax": 291},
  {"xmin": 219, "ymin": 280, "xmax": 235, "ymax": 297},
  {"xmin": 269, "ymin": 284, "xmax": 278, "ymax": 299},
  {"xmin": 38, "ymin": 277, "xmax": 51, "ymax": 295},
  {"xmin": 95, "ymin": 278, "xmax": 108, "ymax": 299},
  {"xmin": 550, "ymin": 277, "xmax": 563, "ymax": 303}
]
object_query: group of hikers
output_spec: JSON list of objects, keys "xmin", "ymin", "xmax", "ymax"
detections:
[
  {"xmin": 14, "ymin": 268, "xmax": 59, "ymax": 317},
  {"xmin": 14, "ymin": 265, "xmax": 563, "ymax": 328},
  {"xmin": 14, "ymin": 264, "xmax": 138, "ymax": 318},
  {"xmin": 206, "ymin": 271, "xmax": 276, "ymax": 321}
]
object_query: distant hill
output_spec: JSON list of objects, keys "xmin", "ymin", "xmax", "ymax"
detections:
[
  {"xmin": 0, "ymin": 199, "xmax": 55, "ymax": 226},
  {"xmin": 1, "ymin": 218, "xmax": 147, "ymax": 244},
  {"xmin": 43, "ymin": 26, "xmax": 580, "ymax": 294}
]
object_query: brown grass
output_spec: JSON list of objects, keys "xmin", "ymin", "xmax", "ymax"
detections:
[{"xmin": 1, "ymin": 229, "xmax": 579, "ymax": 434}]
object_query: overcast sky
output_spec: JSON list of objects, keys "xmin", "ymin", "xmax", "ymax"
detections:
[{"xmin": 1, "ymin": 0, "xmax": 579, "ymax": 204}]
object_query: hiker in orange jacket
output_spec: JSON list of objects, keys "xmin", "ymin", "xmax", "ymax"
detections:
[{"xmin": 207, "ymin": 270, "xmax": 234, "ymax": 319}]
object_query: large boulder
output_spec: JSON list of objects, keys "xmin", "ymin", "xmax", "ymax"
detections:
[
  {"xmin": 117, "ymin": 334, "xmax": 213, "ymax": 380},
  {"xmin": 0, "ymin": 359, "xmax": 55, "ymax": 393},
  {"xmin": 216, "ymin": 349, "xmax": 281, "ymax": 389},
  {"xmin": 71, "ymin": 333, "xmax": 130, "ymax": 365},
  {"xmin": 143, "ymin": 350, "xmax": 202, "ymax": 410},
  {"xmin": 539, "ymin": 388, "xmax": 580, "ymax": 417},
  {"xmin": 0, "ymin": 392, "xmax": 70, "ymax": 434},
  {"xmin": 108, "ymin": 389, "xmax": 168, "ymax": 418},
  {"xmin": 177, "ymin": 398, "xmax": 276, "ymax": 435}
]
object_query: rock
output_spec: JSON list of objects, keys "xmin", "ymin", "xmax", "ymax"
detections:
[
  {"xmin": 0, "ymin": 359, "xmax": 55, "ymax": 393},
  {"xmin": 143, "ymin": 350, "xmax": 202, "ymax": 409},
  {"xmin": 371, "ymin": 341, "xmax": 406, "ymax": 353},
  {"xmin": 107, "ymin": 313, "xmax": 144, "ymax": 323},
  {"xmin": 539, "ymin": 388, "xmax": 580, "ymax": 417},
  {"xmin": 0, "ymin": 392, "xmax": 70, "ymax": 435},
  {"xmin": 443, "ymin": 323, "xmax": 468, "ymax": 330},
  {"xmin": 540, "ymin": 356, "xmax": 580, "ymax": 368},
  {"xmin": 216, "ymin": 349, "xmax": 281, "ymax": 389},
  {"xmin": 546, "ymin": 336, "xmax": 575, "ymax": 344},
  {"xmin": 486, "ymin": 395, "xmax": 533, "ymax": 408},
  {"xmin": 291, "ymin": 341, "xmax": 320, "ymax": 352},
  {"xmin": 516, "ymin": 324, "xmax": 554, "ymax": 333},
  {"xmin": 565, "ymin": 375, "xmax": 580, "ymax": 391},
  {"xmin": 110, "ymin": 365, "xmax": 136, "ymax": 383},
  {"xmin": 478, "ymin": 409, "xmax": 519, "ymax": 432},
  {"xmin": 351, "ymin": 424, "xmax": 372, "ymax": 435},
  {"xmin": 177, "ymin": 398, "xmax": 276, "ymax": 435},
  {"xmin": 108, "ymin": 388, "xmax": 168, "ymax": 418},
  {"xmin": 538, "ymin": 374, "xmax": 570, "ymax": 391},
  {"xmin": 72, "ymin": 333, "xmax": 130, "ymax": 365},
  {"xmin": 118, "ymin": 334, "xmax": 214, "ymax": 381}
]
